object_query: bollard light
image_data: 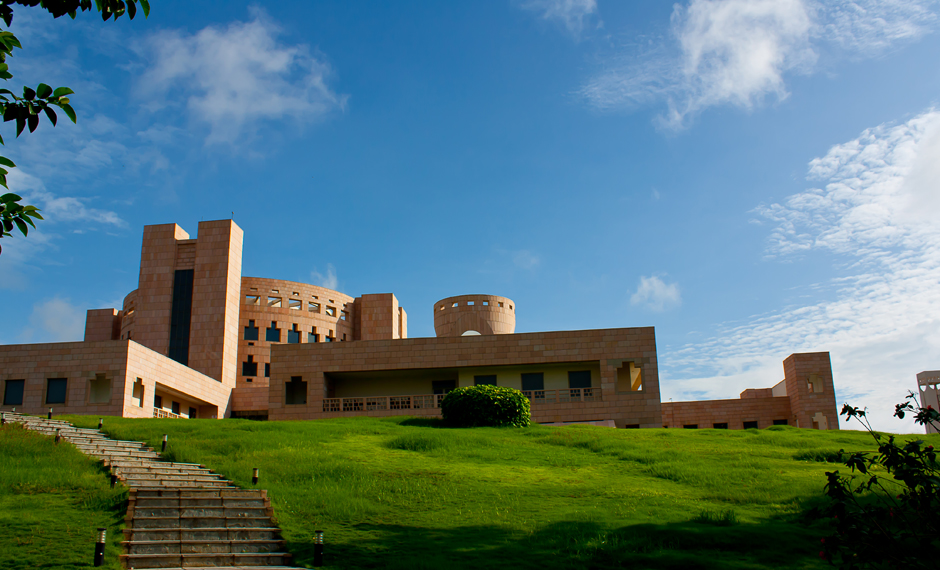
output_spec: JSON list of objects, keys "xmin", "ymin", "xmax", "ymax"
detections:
[
  {"xmin": 48, "ymin": 408, "xmax": 52, "ymax": 420},
  {"xmin": 55, "ymin": 428, "xmax": 61, "ymax": 444},
  {"xmin": 110, "ymin": 474, "xmax": 117, "ymax": 489},
  {"xmin": 93, "ymin": 527, "xmax": 106, "ymax": 567},
  {"xmin": 252, "ymin": 468, "xmax": 259, "ymax": 485},
  {"xmin": 98, "ymin": 418, "xmax": 103, "ymax": 430},
  {"xmin": 313, "ymin": 530, "xmax": 324, "ymax": 567},
  {"xmin": 161, "ymin": 434, "xmax": 168, "ymax": 453}
]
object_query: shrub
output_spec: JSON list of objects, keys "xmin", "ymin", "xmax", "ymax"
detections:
[
  {"xmin": 440, "ymin": 385, "xmax": 531, "ymax": 428},
  {"xmin": 815, "ymin": 392, "xmax": 940, "ymax": 569}
]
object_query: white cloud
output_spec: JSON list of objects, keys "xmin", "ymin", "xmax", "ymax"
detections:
[
  {"xmin": 8, "ymin": 170, "xmax": 125, "ymax": 227},
  {"xmin": 520, "ymin": 0, "xmax": 600, "ymax": 38},
  {"xmin": 664, "ymin": 109, "xmax": 940, "ymax": 432},
  {"xmin": 311, "ymin": 264, "xmax": 339, "ymax": 291},
  {"xmin": 18, "ymin": 296, "xmax": 86, "ymax": 343},
  {"xmin": 137, "ymin": 9, "xmax": 346, "ymax": 144},
  {"xmin": 581, "ymin": 0, "xmax": 938, "ymax": 128},
  {"xmin": 513, "ymin": 250, "xmax": 541, "ymax": 269},
  {"xmin": 630, "ymin": 275, "xmax": 682, "ymax": 311}
]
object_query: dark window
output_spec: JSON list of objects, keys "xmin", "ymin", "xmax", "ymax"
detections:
[
  {"xmin": 154, "ymin": 394, "xmax": 162, "ymax": 409},
  {"xmin": 285, "ymin": 376, "xmax": 307, "ymax": 405},
  {"xmin": 521, "ymin": 373, "xmax": 544, "ymax": 391},
  {"xmin": 168, "ymin": 269, "xmax": 194, "ymax": 365},
  {"xmin": 432, "ymin": 380, "xmax": 457, "ymax": 395},
  {"xmin": 244, "ymin": 320, "xmax": 259, "ymax": 341},
  {"xmin": 713, "ymin": 423, "xmax": 728, "ymax": 429},
  {"xmin": 773, "ymin": 419, "xmax": 788, "ymax": 426},
  {"xmin": 264, "ymin": 363, "xmax": 270, "ymax": 378},
  {"xmin": 172, "ymin": 401, "xmax": 180, "ymax": 415},
  {"xmin": 342, "ymin": 334, "xmax": 346, "ymax": 341},
  {"xmin": 287, "ymin": 324, "xmax": 300, "ymax": 344},
  {"xmin": 46, "ymin": 378, "xmax": 67, "ymax": 405},
  {"xmin": 308, "ymin": 327, "xmax": 318, "ymax": 343},
  {"xmin": 3, "ymin": 379, "xmax": 24, "ymax": 405},
  {"xmin": 568, "ymin": 371, "xmax": 592, "ymax": 389},
  {"xmin": 266, "ymin": 321, "xmax": 281, "ymax": 342},
  {"xmin": 743, "ymin": 421, "xmax": 759, "ymax": 429},
  {"xmin": 188, "ymin": 407, "xmax": 197, "ymax": 419},
  {"xmin": 242, "ymin": 356, "xmax": 257, "ymax": 377},
  {"xmin": 683, "ymin": 424, "xmax": 698, "ymax": 429},
  {"xmin": 474, "ymin": 375, "xmax": 497, "ymax": 386},
  {"xmin": 625, "ymin": 424, "xmax": 640, "ymax": 429}
]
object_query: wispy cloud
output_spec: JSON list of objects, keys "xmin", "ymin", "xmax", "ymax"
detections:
[
  {"xmin": 8, "ymin": 170, "xmax": 125, "ymax": 227},
  {"xmin": 137, "ymin": 8, "xmax": 346, "ymax": 144},
  {"xmin": 311, "ymin": 264, "xmax": 339, "ymax": 291},
  {"xmin": 580, "ymin": 0, "xmax": 938, "ymax": 128},
  {"xmin": 17, "ymin": 296, "xmax": 86, "ymax": 343},
  {"xmin": 631, "ymin": 275, "xmax": 682, "ymax": 311},
  {"xmin": 664, "ymin": 109, "xmax": 940, "ymax": 432},
  {"xmin": 512, "ymin": 249, "xmax": 541, "ymax": 270},
  {"xmin": 519, "ymin": 0, "xmax": 600, "ymax": 38}
]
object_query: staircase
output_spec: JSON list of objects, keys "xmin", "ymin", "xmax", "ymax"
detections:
[{"xmin": 4, "ymin": 412, "xmax": 299, "ymax": 570}]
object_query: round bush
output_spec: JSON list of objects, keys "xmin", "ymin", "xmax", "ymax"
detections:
[{"xmin": 440, "ymin": 385, "xmax": 531, "ymax": 428}]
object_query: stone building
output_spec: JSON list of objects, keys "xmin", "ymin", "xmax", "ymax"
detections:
[{"xmin": 0, "ymin": 219, "xmax": 839, "ymax": 430}]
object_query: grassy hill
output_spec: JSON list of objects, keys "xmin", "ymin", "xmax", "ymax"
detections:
[{"xmin": 42, "ymin": 415, "xmax": 932, "ymax": 570}]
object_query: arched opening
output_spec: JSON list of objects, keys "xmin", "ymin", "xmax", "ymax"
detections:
[{"xmin": 461, "ymin": 330, "xmax": 482, "ymax": 336}]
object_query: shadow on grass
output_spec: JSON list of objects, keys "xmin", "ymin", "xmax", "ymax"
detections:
[
  {"xmin": 285, "ymin": 515, "xmax": 828, "ymax": 570},
  {"xmin": 395, "ymin": 417, "xmax": 449, "ymax": 428}
]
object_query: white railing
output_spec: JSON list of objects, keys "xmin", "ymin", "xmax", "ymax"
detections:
[
  {"xmin": 153, "ymin": 408, "xmax": 186, "ymax": 419},
  {"xmin": 321, "ymin": 388, "xmax": 601, "ymax": 413}
]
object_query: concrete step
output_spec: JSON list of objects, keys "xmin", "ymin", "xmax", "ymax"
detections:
[
  {"xmin": 123, "ymin": 528, "xmax": 283, "ymax": 543},
  {"xmin": 130, "ymin": 506, "xmax": 271, "ymax": 519},
  {"xmin": 132, "ymin": 489, "xmax": 264, "ymax": 499},
  {"xmin": 117, "ymin": 467, "xmax": 215, "ymax": 476},
  {"xmin": 133, "ymin": 498, "xmax": 267, "ymax": 509},
  {"xmin": 131, "ymin": 516, "xmax": 275, "ymax": 530},
  {"xmin": 120, "ymin": 552, "xmax": 292, "ymax": 569},
  {"xmin": 124, "ymin": 539, "xmax": 285, "ymax": 555},
  {"xmin": 124, "ymin": 481, "xmax": 235, "ymax": 490},
  {"xmin": 109, "ymin": 460, "xmax": 205, "ymax": 469}
]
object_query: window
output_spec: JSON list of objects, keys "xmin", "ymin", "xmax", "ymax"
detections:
[
  {"xmin": 432, "ymin": 380, "xmax": 456, "ymax": 395},
  {"xmin": 625, "ymin": 424, "xmax": 640, "ymax": 429},
  {"xmin": 46, "ymin": 378, "xmax": 67, "ymax": 405},
  {"xmin": 242, "ymin": 356, "xmax": 258, "ymax": 377},
  {"xmin": 713, "ymin": 423, "xmax": 728, "ymax": 429},
  {"xmin": 168, "ymin": 269, "xmax": 194, "ymax": 366},
  {"xmin": 468, "ymin": 301, "xmax": 474, "ymax": 306},
  {"xmin": 267, "ymin": 296, "xmax": 281, "ymax": 308},
  {"xmin": 245, "ymin": 295, "xmax": 260, "ymax": 305},
  {"xmin": 285, "ymin": 376, "xmax": 307, "ymax": 405},
  {"xmin": 325, "ymin": 306, "xmax": 336, "ymax": 317},
  {"xmin": 340, "ymin": 310, "xmax": 348, "ymax": 321},
  {"xmin": 266, "ymin": 321, "xmax": 281, "ymax": 342},
  {"xmin": 188, "ymin": 407, "xmax": 197, "ymax": 419},
  {"xmin": 498, "ymin": 302, "xmax": 503, "ymax": 307},
  {"xmin": 342, "ymin": 334, "xmax": 347, "ymax": 341},
  {"xmin": 326, "ymin": 330, "xmax": 334, "ymax": 342},
  {"xmin": 308, "ymin": 302, "xmax": 320, "ymax": 313},
  {"xmin": 172, "ymin": 401, "xmax": 180, "ymax": 415},
  {"xmin": 616, "ymin": 362, "xmax": 643, "ymax": 392},
  {"xmin": 244, "ymin": 320, "xmax": 259, "ymax": 341},
  {"xmin": 482, "ymin": 301, "xmax": 489, "ymax": 306},
  {"xmin": 521, "ymin": 373, "xmax": 544, "ymax": 392},
  {"xmin": 773, "ymin": 419, "xmax": 788, "ymax": 426},
  {"xmin": 683, "ymin": 424, "xmax": 698, "ymax": 429},
  {"xmin": 743, "ymin": 421, "xmax": 759, "ymax": 429},
  {"xmin": 265, "ymin": 363, "xmax": 270, "ymax": 378},
  {"xmin": 88, "ymin": 374, "xmax": 111, "ymax": 404},
  {"xmin": 308, "ymin": 327, "xmax": 318, "ymax": 343},
  {"xmin": 289, "ymin": 299, "xmax": 302, "ymax": 310},
  {"xmin": 287, "ymin": 324, "xmax": 300, "ymax": 344},
  {"xmin": 132, "ymin": 378, "xmax": 144, "ymax": 408},
  {"xmin": 3, "ymin": 379, "xmax": 24, "ymax": 406},
  {"xmin": 568, "ymin": 371, "xmax": 591, "ymax": 389},
  {"xmin": 154, "ymin": 395, "xmax": 162, "ymax": 409},
  {"xmin": 474, "ymin": 375, "xmax": 497, "ymax": 386}
]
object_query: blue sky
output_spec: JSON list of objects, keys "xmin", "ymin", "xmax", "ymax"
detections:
[{"xmin": 2, "ymin": 0, "xmax": 939, "ymax": 431}]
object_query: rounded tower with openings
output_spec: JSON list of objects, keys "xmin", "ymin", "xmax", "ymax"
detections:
[{"xmin": 433, "ymin": 294, "xmax": 515, "ymax": 337}]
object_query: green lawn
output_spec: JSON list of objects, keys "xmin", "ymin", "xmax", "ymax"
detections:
[
  {"xmin": 36, "ymin": 415, "xmax": 932, "ymax": 570},
  {"xmin": 0, "ymin": 423, "xmax": 126, "ymax": 570}
]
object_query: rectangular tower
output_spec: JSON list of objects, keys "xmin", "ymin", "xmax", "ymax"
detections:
[{"xmin": 784, "ymin": 352, "xmax": 838, "ymax": 430}]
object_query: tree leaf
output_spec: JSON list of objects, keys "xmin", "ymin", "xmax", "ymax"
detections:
[
  {"xmin": 0, "ymin": 156, "xmax": 15, "ymax": 168},
  {"xmin": 52, "ymin": 87, "xmax": 74, "ymax": 98},
  {"xmin": 22, "ymin": 87, "xmax": 35, "ymax": 101},
  {"xmin": 1, "ymin": 193, "xmax": 22, "ymax": 202},
  {"xmin": 62, "ymin": 104, "xmax": 76, "ymax": 124},
  {"xmin": 36, "ymin": 83, "xmax": 52, "ymax": 99},
  {"xmin": 43, "ymin": 106, "xmax": 56, "ymax": 127},
  {"xmin": 27, "ymin": 113, "xmax": 38, "ymax": 133},
  {"xmin": 15, "ymin": 117, "xmax": 24, "ymax": 137},
  {"xmin": 13, "ymin": 216, "xmax": 27, "ymax": 237},
  {"xmin": 141, "ymin": 0, "xmax": 151, "ymax": 17}
]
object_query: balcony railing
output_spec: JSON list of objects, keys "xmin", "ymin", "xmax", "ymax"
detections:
[
  {"xmin": 321, "ymin": 388, "xmax": 601, "ymax": 413},
  {"xmin": 153, "ymin": 408, "xmax": 186, "ymax": 419}
]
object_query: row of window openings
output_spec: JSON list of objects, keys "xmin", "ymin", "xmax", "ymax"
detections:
[
  {"xmin": 245, "ymin": 296, "xmax": 348, "ymax": 319},
  {"xmin": 244, "ymin": 321, "xmax": 345, "ymax": 344},
  {"xmin": 248, "ymin": 288, "xmax": 341, "ymax": 304},
  {"xmin": 679, "ymin": 420, "xmax": 789, "ymax": 429},
  {"xmin": 439, "ymin": 301, "xmax": 512, "ymax": 311},
  {"xmin": 471, "ymin": 371, "xmax": 592, "ymax": 391},
  {"xmin": 3, "ymin": 378, "xmax": 198, "ymax": 418},
  {"xmin": 152, "ymin": 395, "xmax": 197, "ymax": 418}
]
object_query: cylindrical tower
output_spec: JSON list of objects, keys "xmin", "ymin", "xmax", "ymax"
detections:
[{"xmin": 433, "ymin": 294, "xmax": 515, "ymax": 337}]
